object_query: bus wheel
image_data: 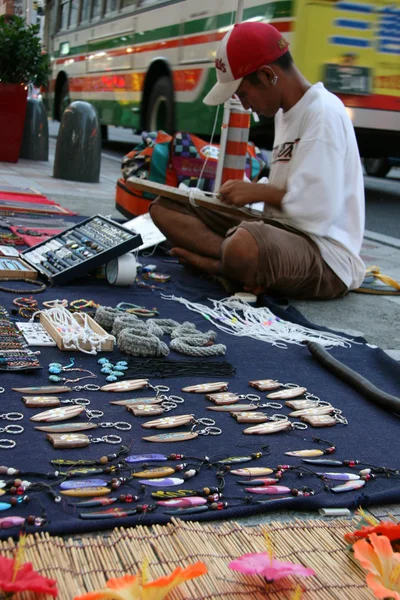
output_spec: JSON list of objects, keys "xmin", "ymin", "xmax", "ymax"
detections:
[
  {"xmin": 364, "ymin": 158, "xmax": 391, "ymax": 178},
  {"xmin": 58, "ymin": 80, "xmax": 70, "ymax": 120},
  {"xmin": 145, "ymin": 76, "xmax": 175, "ymax": 134}
]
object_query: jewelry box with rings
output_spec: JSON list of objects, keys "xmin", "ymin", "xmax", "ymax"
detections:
[
  {"xmin": 21, "ymin": 215, "xmax": 142, "ymax": 285},
  {"xmin": 0, "ymin": 256, "xmax": 38, "ymax": 280}
]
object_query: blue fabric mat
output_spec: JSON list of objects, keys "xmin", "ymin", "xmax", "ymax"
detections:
[{"xmin": 1, "ymin": 247, "xmax": 400, "ymax": 539}]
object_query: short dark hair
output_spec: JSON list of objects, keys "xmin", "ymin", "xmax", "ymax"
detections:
[{"xmin": 243, "ymin": 51, "xmax": 294, "ymax": 84}]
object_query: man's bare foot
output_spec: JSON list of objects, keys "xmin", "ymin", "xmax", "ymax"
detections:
[{"xmin": 170, "ymin": 247, "xmax": 220, "ymax": 276}]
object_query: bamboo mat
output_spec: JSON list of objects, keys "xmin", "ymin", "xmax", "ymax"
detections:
[{"xmin": 0, "ymin": 518, "xmax": 373, "ymax": 599}]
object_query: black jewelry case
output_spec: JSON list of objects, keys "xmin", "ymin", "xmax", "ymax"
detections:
[{"xmin": 22, "ymin": 215, "xmax": 142, "ymax": 285}]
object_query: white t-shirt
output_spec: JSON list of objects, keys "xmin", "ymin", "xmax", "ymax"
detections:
[{"xmin": 265, "ymin": 82, "xmax": 365, "ymax": 290}]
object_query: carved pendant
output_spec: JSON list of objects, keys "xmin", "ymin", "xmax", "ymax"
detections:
[
  {"xmin": 12, "ymin": 386, "xmax": 72, "ymax": 394},
  {"xmin": 217, "ymin": 453, "xmax": 262, "ymax": 465},
  {"xmin": 205, "ymin": 392, "xmax": 240, "ymax": 405},
  {"xmin": 35, "ymin": 422, "xmax": 97, "ymax": 433},
  {"xmin": 110, "ymin": 397, "xmax": 162, "ymax": 406},
  {"xmin": 207, "ymin": 404, "xmax": 260, "ymax": 412},
  {"xmin": 248, "ymin": 379, "xmax": 281, "ymax": 391},
  {"xmin": 100, "ymin": 379, "xmax": 149, "ymax": 392},
  {"xmin": 331, "ymin": 480, "xmax": 366, "ymax": 493},
  {"xmin": 164, "ymin": 506, "xmax": 209, "ymax": 515},
  {"xmin": 151, "ymin": 490, "xmax": 198, "ymax": 499},
  {"xmin": 141, "ymin": 415, "xmax": 193, "ymax": 429},
  {"xmin": 243, "ymin": 421, "xmax": 291, "ymax": 435},
  {"xmin": 245, "ymin": 485, "xmax": 291, "ymax": 495},
  {"xmin": 62, "ymin": 468, "xmax": 105, "ymax": 477},
  {"xmin": 230, "ymin": 467, "xmax": 274, "ymax": 476},
  {"xmin": 266, "ymin": 387, "xmax": 307, "ymax": 399},
  {"xmin": 22, "ymin": 396, "xmax": 61, "ymax": 408},
  {"xmin": 0, "ymin": 516, "xmax": 26, "ymax": 528},
  {"xmin": 317, "ymin": 472, "xmax": 360, "ymax": 481},
  {"xmin": 288, "ymin": 405, "xmax": 333, "ymax": 418},
  {"xmin": 285, "ymin": 449, "xmax": 325, "ymax": 457},
  {"xmin": 138, "ymin": 477, "xmax": 185, "ymax": 487},
  {"xmin": 285, "ymin": 399, "xmax": 318, "ymax": 410},
  {"xmin": 73, "ymin": 497, "xmax": 118, "ymax": 508},
  {"xmin": 301, "ymin": 414, "xmax": 337, "ymax": 427},
  {"xmin": 60, "ymin": 479, "xmax": 108, "ymax": 490},
  {"xmin": 125, "ymin": 453, "xmax": 168, "ymax": 463},
  {"xmin": 181, "ymin": 382, "xmax": 228, "ymax": 393},
  {"xmin": 60, "ymin": 486, "xmax": 111, "ymax": 497},
  {"xmin": 79, "ymin": 507, "xmax": 138, "ymax": 519},
  {"xmin": 156, "ymin": 497, "xmax": 207, "ymax": 508},
  {"xmin": 30, "ymin": 405, "xmax": 85, "ymax": 423},
  {"xmin": 237, "ymin": 478, "xmax": 279, "ymax": 486},
  {"xmin": 143, "ymin": 432, "xmax": 198, "ymax": 443},
  {"xmin": 132, "ymin": 467, "xmax": 177, "ymax": 478},
  {"xmin": 302, "ymin": 458, "xmax": 343, "ymax": 466},
  {"xmin": 47, "ymin": 433, "xmax": 90, "ymax": 448},
  {"xmin": 232, "ymin": 412, "xmax": 269, "ymax": 423},
  {"xmin": 126, "ymin": 405, "xmax": 164, "ymax": 417}
]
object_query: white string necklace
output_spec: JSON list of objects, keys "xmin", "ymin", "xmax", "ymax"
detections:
[
  {"xmin": 31, "ymin": 307, "xmax": 114, "ymax": 355},
  {"xmin": 160, "ymin": 295, "xmax": 359, "ymax": 349}
]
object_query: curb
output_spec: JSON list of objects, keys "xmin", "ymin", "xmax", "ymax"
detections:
[{"xmin": 364, "ymin": 230, "xmax": 400, "ymax": 250}]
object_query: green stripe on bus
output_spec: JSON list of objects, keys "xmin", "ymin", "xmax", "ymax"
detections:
[{"xmin": 53, "ymin": 1, "xmax": 292, "ymax": 58}]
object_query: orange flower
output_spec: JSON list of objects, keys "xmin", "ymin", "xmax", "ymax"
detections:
[
  {"xmin": 345, "ymin": 522, "xmax": 400, "ymax": 545},
  {"xmin": 353, "ymin": 533, "xmax": 400, "ymax": 599},
  {"xmin": 73, "ymin": 561, "xmax": 207, "ymax": 600}
]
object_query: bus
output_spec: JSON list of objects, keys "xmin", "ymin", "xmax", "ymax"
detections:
[{"xmin": 46, "ymin": 0, "xmax": 400, "ymax": 160}]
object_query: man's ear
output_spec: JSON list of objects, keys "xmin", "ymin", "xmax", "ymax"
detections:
[{"xmin": 258, "ymin": 65, "xmax": 278, "ymax": 86}]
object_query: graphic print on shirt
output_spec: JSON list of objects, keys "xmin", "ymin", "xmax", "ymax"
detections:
[{"xmin": 271, "ymin": 138, "xmax": 300, "ymax": 163}]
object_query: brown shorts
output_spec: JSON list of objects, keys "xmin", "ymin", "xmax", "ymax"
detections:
[{"xmin": 152, "ymin": 197, "xmax": 347, "ymax": 300}]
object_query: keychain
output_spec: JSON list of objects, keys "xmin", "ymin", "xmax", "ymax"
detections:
[
  {"xmin": 248, "ymin": 379, "xmax": 282, "ymax": 391},
  {"xmin": 47, "ymin": 433, "xmax": 123, "ymax": 449},
  {"xmin": 181, "ymin": 382, "xmax": 229, "ymax": 393},
  {"xmin": 13, "ymin": 384, "xmax": 100, "ymax": 394},
  {"xmin": 100, "ymin": 379, "xmax": 150, "ymax": 392},
  {"xmin": 232, "ymin": 412, "xmax": 288, "ymax": 424},
  {"xmin": 206, "ymin": 392, "xmax": 259, "ymax": 406},
  {"xmin": 243, "ymin": 420, "xmax": 308, "ymax": 435},
  {"xmin": 207, "ymin": 400, "xmax": 282, "ymax": 413},
  {"xmin": 142, "ymin": 421, "xmax": 222, "ymax": 443},
  {"xmin": 109, "ymin": 385, "xmax": 171, "ymax": 406},
  {"xmin": 141, "ymin": 415, "xmax": 213, "ymax": 430},
  {"xmin": 34, "ymin": 420, "xmax": 132, "ymax": 434},
  {"xmin": 125, "ymin": 398, "xmax": 180, "ymax": 417},
  {"xmin": 300, "ymin": 412, "xmax": 348, "ymax": 427}
]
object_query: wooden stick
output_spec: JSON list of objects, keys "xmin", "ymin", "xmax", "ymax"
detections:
[{"xmin": 126, "ymin": 176, "xmax": 264, "ymax": 221}]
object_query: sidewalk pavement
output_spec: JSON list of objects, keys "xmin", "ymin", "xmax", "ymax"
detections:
[{"xmin": 0, "ymin": 133, "xmax": 399, "ymax": 361}]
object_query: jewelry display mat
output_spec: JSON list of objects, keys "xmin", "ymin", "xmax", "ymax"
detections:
[{"xmin": 1, "ymin": 253, "xmax": 400, "ymax": 539}]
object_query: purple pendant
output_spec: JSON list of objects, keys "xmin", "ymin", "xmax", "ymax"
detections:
[
  {"xmin": 138, "ymin": 477, "xmax": 184, "ymax": 487},
  {"xmin": 156, "ymin": 497, "xmax": 207, "ymax": 508},
  {"xmin": 317, "ymin": 472, "xmax": 360, "ymax": 481},
  {"xmin": 125, "ymin": 454, "xmax": 168, "ymax": 463},
  {"xmin": 0, "ymin": 516, "xmax": 26, "ymax": 529},
  {"xmin": 60, "ymin": 479, "xmax": 108, "ymax": 490},
  {"xmin": 302, "ymin": 458, "xmax": 343, "ymax": 466},
  {"xmin": 331, "ymin": 480, "xmax": 366, "ymax": 493},
  {"xmin": 245, "ymin": 485, "xmax": 291, "ymax": 495}
]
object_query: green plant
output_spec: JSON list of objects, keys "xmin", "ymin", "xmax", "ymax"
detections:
[{"xmin": 0, "ymin": 15, "xmax": 50, "ymax": 87}]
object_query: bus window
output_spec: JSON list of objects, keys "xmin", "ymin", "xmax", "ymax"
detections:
[
  {"xmin": 121, "ymin": 0, "xmax": 136, "ymax": 8},
  {"xmin": 105, "ymin": 0, "xmax": 118, "ymax": 12},
  {"xmin": 91, "ymin": 0, "xmax": 102, "ymax": 19},
  {"xmin": 69, "ymin": 0, "xmax": 79, "ymax": 27},
  {"xmin": 81, "ymin": 0, "xmax": 90, "ymax": 22},
  {"xmin": 59, "ymin": 0, "xmax": 70, "ymax": 29}
]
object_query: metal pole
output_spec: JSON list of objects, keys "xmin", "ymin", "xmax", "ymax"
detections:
[{"xmin": 235, "ymin": 0, "xmax": 244, "ymax": 24}]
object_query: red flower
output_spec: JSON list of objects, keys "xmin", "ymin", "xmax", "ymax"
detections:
[
  {"xmin": 0, "ymin": 555, "xmax": 58, "ymax": 596},
  {"xmin": 345, "ymin": 522, "xmax": 400, "ymax": 545}
]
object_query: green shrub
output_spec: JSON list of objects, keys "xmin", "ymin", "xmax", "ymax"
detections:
[{"xmin": 0, "ymin": 14, "xmax": 50, "ymax": 87}]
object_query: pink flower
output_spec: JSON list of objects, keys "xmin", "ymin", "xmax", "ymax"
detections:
[{"xmin": 229, "ymin": 553, "xmax": 315, "ymax": 583}]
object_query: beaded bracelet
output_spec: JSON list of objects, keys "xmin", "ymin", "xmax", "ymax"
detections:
[{"xmin": 0, "ymin": 278, "xmax": 46, "ymax": 294}]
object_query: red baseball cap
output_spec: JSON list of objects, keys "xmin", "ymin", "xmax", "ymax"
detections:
[{"xmin": 203, "ymin": 21, "xmax": 289, "ymax": 106}]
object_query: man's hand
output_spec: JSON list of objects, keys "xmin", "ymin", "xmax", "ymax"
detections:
[
  {"xmin": 217, "ymin": 180, "xmax": 260, "ymax": 207},
  {"xmin": 218, "ymin": 180, "xmax": 286, "ymax": 209}
]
